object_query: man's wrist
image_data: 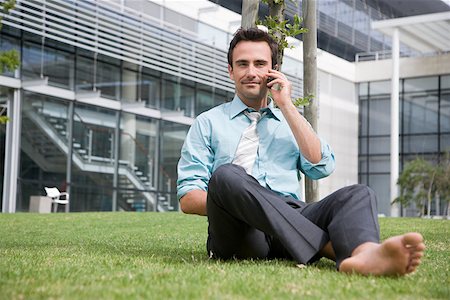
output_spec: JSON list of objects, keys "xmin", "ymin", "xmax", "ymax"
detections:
[{"xmin": 277, "ymin": 100, "xmax": 297, "ymax": 112}]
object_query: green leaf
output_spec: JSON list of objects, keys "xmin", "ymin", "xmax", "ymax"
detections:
[
  {"xmin": 0, "ymin": 116, "xmax": 10, "ymax": 124},
  {"xmin": 1, "ymin": 0, "xmax": 16, "ymax": 13},
  {"xmin": 0, "ymin": 49, "xmax": 20, "ymax": 73},
  {"xmin": 292, "ymin": 94, "xmax": 313, "ymax": 107}
]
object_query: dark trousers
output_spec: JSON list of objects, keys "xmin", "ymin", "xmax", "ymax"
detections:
[{"xmin": 206, "ymin": 163, "xmax": 380, "ymax": 268}]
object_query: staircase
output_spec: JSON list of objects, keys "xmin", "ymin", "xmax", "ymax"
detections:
[{"xmin": 22, "ymin": 102, "xmax": 174, "ymax": 211}]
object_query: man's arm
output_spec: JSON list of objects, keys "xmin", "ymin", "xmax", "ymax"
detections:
[
  {"xmin": 177, "ymin": 114, "xmax": 213, "ymax": 216},
  {"xmin": 267, "ymin": 69, "xmax": 322, "ymax": 164},
  {"xmin": 179, "ymin": 190, "xmax": 207, "ymax": 216}
]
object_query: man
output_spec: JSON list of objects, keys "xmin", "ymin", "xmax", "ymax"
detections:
[{"xmin": 177, "ymin": 28, "xmax": 424, "ymax": 276}]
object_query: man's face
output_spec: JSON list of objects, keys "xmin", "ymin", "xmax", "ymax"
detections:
[{"xmin": 228, "ymin": 41, "xmax": 272, "ymax": 105}]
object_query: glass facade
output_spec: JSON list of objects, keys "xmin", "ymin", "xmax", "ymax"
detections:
[
  {"xmin": 0, "ymin": 20, "xmax": 234, "ymax": 212},
  {"xmin": 217, "ymin": 0, "xmax": 450, "ymax": 62},
  {"xmin": 359, "ymin": 75, "xmax": 450, "ymax": 216}
]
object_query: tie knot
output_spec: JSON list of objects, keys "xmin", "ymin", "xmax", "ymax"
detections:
[{"xmin": 245, "ymin": 111, "xmax": 261, "ymax": 123}]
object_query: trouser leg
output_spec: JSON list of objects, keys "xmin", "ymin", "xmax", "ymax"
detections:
[
  {"xmin": 300, "ymin": 184, "xmax": 380, "ymax": 267},
  {"xmin": 206, "ymin": 164, "xmax": 328, "ymax": 264}
]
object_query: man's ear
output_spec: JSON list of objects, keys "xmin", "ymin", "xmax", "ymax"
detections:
[
  {"xmin": 228, "ymin": 64, "xmax": 234, "ymax": 81},
  {"xmin": 273, "ymin": 64, "xmax": 279, "ymax": 71}
]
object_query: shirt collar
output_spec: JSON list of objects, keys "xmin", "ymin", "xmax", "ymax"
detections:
[{"xmin": 229, "ymin": 95, "xmax": 281, "ymax": 121}]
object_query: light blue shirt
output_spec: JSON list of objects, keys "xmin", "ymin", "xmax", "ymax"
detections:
[{"xmin": 177, "ymin": 95, "xmax": 335, "ymax": 201}]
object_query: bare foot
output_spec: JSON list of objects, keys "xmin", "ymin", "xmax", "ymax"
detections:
[{"xmin": 339, "ymin": 232, "xmax": 425, "ymax": 276}]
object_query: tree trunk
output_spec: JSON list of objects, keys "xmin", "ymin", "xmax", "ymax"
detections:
[
  {"xmin": 241, "ymin": 0, "xmax": 260, "ymax": 29},
  {"xmin": 268, "ymin": 0, "xmax": 285, "ymax": 67},
  {"xmin": 435, "ymin": 193, "xmax": 440, "ymax": 216},
  {"xmin": 427, "ymin": 171, "xmax": 435, "ymax": 217},
  {"xmin": 302, "ymin": 0, "xmax": 318, "ymax": 203}
]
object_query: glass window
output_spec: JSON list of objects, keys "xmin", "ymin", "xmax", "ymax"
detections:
[
  {"xmin": 368, "ymin": 174, "xmax": 391, "ymax": 216},
  {"xmin": 359, "ymin": 157, "xmax": 367, "ymax": 173},
  {"xmin": 368, "ymin": 96, "xmax": 390, "ymax": 135},
  {"xmin": 441, "ymin": 134, "xmax": 450, "ymax": 152},
  {"xmin": 359, "ymin": 82, "xmax": 368, "ymax": 96},
  {"xmin": 162, "ymin": 80, "xmax": 194, "ymax": 117},
  {"xmin": 71, "ymin": 103, "xmax": 117, "ymax": 211},
  {"xmin": 19, "ymin": 93, "xmax": 69, "ymax": 212},
  {"xmin": 441, "ymin": 88, "xmax": 450, "ymax": 133},
  {"xmin": 73, "ymin": 104, "xmax": 116, "ymax": 161},
  {"xmin": 76, "ymin": 53, "xmax": 122, "ymax": 100},
  {"xmin": 369, "ymin": 80, "xmax": 390, "ymax": 95},
  {"xmin": 368, "ymin": 136, "xmax": 390, "ymax": 155},
  {"xmin": 368, "ymin": 155, "xmax": 390, "ymax": 173},
  {"xmin": 44, "ymin": 46, "xmax": 75, "ymax": 90},
  {"xmin": 196, "ymin": 85, "xmax": 228, "ymax": 115},
  {"xmin": 119, "ymin": 112, "xmax": 158, "ymax": 190},
  {"xmin": 402, "ymin": 92, "xmax": 438, "ymax": 134},
  {"xmin": 359, "ymin": 137, "xmax": 368, "ymax": 155},
  {"xmin": 71, "ymin": 175, "xmax": 114, "ymax": 212},
  {"xmin": 359, "ymin": 99, "xmax": 368, "ymax": 136},
  {"xmin": 117, "ymin": 112, "xmax": 159, "ymax": 211},
  {"xmin": 160, "ymin": 121, "xmax": 190, "ymax": 211},
  {"xmin": 22, "ymin": 41, "xmax": 42, "ymax": 79},
  {"xmin": 141, "ymin": 72, "xmax": 161, "ymax": 109},
  {"xmin": 359, "ymin": 174, "xmax": 368, "ymax": 186},
  {"xmin": 96, "ymin": 59, "xmax": 120, "ymax": 100},
  {"xmin": 402, "ymin": 134, "xmax": 438, "ymax": 154},
  {"xmin": 22, "ymin": 41, "xmax": 75, "ymax": 89},
  {"xmin": 404, "ymin": 76, "xmax": 439, "ymax": 93},
  {"xmin": 441, "ymin": 75, "xmax": 450, "ymax": 90},
  {"xmin": 76, "ymin": 55, "xmax": 95, "ymax": 92}
]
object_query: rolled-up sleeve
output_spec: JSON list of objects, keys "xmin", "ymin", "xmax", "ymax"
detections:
[
  {"xmin": 298, "ymin": 137, "xmax": 335, "ymax": 180},
  {"xmin": 177, "ymin": 115, "xmax": 214, "ymax": 200}
]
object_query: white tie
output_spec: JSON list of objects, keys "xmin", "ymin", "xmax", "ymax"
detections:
[{"xmin": 232, "ymin": 111, "xmax": 262, "ymax": 174}]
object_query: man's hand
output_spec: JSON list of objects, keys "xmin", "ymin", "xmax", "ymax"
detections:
[{"xmin": 266, "ymin": 69, "xmax": 293, "ymax": 109}]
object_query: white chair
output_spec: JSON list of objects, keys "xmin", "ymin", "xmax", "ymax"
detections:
[{"xmin": 44, "ymin": 187, "xmax": 69, "ymax": 213}]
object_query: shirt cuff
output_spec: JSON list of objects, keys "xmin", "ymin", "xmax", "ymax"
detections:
[
  {"xmin": 177, "ymin": 182, "xmax": 207, "ymax": 201},
  {"xmin": 299, "ymin": 138, "xmax": 335, "ymax": 178}
]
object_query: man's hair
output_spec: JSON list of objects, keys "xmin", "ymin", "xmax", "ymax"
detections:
[{"xmin": 227, "ymin": 27, "xmax": 278, "ymax": 69}]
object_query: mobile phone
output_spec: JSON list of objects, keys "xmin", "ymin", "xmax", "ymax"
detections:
[{"xmin": 267, "ymin": 72, "xmax": 281, "ymax": 90}]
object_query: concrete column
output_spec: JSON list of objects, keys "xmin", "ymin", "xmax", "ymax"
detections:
[
  {"xmin": 65, "ymin": 101, "xmax": 74, "ymax": 212},
  {"xmin": 2, "ymin": 89, "xmax": 21, "ymax": 213},
  {"xmin": 390, "ymin": 28, "xmax": 400, "ymax": 217}
]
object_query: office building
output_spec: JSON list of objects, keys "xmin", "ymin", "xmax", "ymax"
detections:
[{"xmin": 1, "ymin": 0, "xmax": 449, "ymax": 216}]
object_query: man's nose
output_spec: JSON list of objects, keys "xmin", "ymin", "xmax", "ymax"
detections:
[{"xmin": 246, "ymin": 64, "xmax": 258, "ymax": 77}]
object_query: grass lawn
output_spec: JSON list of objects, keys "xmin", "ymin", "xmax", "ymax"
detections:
[{"xmin": 0, "ymin": 212, "xmax": 449, "ymax": 299}]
